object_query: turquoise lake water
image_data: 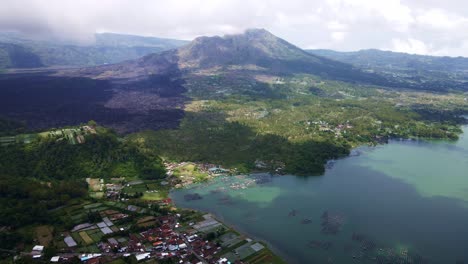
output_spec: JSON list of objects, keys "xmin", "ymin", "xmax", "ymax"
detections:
[{"xmin": 171, "ymin": 124, "xmax": 468, "ymax": 263}]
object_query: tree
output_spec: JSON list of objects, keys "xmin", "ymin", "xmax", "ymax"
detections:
[{"xmin": 87, "ymin": 120, "xmax": 97, "ymax": 127}]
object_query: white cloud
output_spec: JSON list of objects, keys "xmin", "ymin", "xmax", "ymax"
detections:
[
  {"xmin": 416, "ymin": 9, "xmax": 467, "ymax": 29},
  {"xmin": 327, "ymin": 21, "xmax": 348, "ymax": 31},
  {"xmin": 325, "ymin": 0, "xmax": 414, "ymax": 32},
  {"xmin": 331, "ymin": 31, "xmax": 347, "ymax": 42},
  {"xmin": 390, "ymin": 38, "xmax": 430, "ymax": 54},
  {"xmin": 0, "ymin": 0, "xmax": 468, "ymax": 56}
]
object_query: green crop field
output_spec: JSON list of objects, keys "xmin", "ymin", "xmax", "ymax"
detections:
[{"xmin": 79, "ymin": 231, "xmax": 94, "ymax": 244}]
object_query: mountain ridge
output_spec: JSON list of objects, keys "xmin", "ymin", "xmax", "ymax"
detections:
[
  {"xmin": 81, "ymin": 28, "xmax": 388, "ymax": 86},
  {"xmin": 0, "ymin": 32, "xmax": 189, "ymax": 68},
  {"xmin": 308, "ymin": 48, "xmax": 468, "ymax": 91}
]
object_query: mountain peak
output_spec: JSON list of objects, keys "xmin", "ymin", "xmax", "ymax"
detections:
[
  {"xmin": 177, "ymin": 28, "xmax": 313, "ymax": 69},
  {"xmin": 243, "ymin": 28, "xmax": 272, "ymax": 36}
]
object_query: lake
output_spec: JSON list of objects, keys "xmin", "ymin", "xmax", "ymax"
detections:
[{"xmin": 171, "ymin": 124, "xmax": 468, "ymax": 264}]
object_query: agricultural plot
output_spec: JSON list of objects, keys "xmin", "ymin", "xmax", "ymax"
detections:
[
  {"xmin": 87, "ymin": 229, "xmax": 104, "ymax": 242},
  {"xmin": 71, "ymin": 232, "xmax": 84, "ymax": 246},
  {"xmin": 83, "ymin": 203, "xmax": 102, "ymax": 210},
  {"xmin": 122, "ymin": 183, "xmax": 148, "ymax": 194},
  {"xmin": 105, "ymin": 201, "xmax": 117, "ymax": 206},
  {"xmin": 220, "ymin": 232, "xmax": 243, "ymax": 248},
  {"xmin": 39, "ymin": 127, "xmax": 91, "ymax": 145},
  {"xmin": 235, "ymin": 242, "xmax": 257, "ymax": 259},
  {"xmin": 141, "ymin": 191, "xmax": 166, "ymax": 201},
  {"xmin": 244, "ymin": 247, "xmax": 286, "ymax": 264},
  {"xmin": 80, "ymin": 245, "xmax": 100, "ymax": 253},
  {"xmin": 0, "ymin": 134, "xmax": 37, "ymax": 145},
  {"xmin": 221, "ymin": 241, "xmax": 265, "ymax": 262},
  {"xmin": 86, "ymin": 178, "xmax": 104, "ymax": 199},
  {"xmin": 35, "ymin": 225, "xmax": 54, "ymax": 246},
  {"xmin": 89, "ymin": 192, "xmax": 104, "ymax": 199},
  {"xmin": 79, "ymin": 231, "xmax": 94, "ymax": 244},
  {"xmin": 90, "ymin": 206, "xmax": 109, "ymax": 213},
  {"xmin": 122, "ymin": 180, "xmax": 170, "ymax": 201},
  {"xmin": 0, "ymin": 136, "xmax": 15, "ymax": 146},
  {"xmin": 15, "ymin": 134, "xmax": 37, "ymax": 144},
  {"xmin": 87, "ymin": 179, "xmax": 104, "ymax": 192},
  {"xmin": 5, "ymin": 127, "xmax": 93, "ymax": 147},
  {"xmin": 172, "ymin": 163, "xmax": 209, "ymax": 183},
  {"xmin": 55, "ymin": 240, "xmax": 67, "ymax": 249},
  {"xmin": 137, "ymin": 216, "xmax": 157, "ymax": 228}
]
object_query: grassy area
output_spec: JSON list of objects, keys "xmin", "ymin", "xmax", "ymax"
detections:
[
  {"xmin": 244, "ymin": 247, "xmax": 287, "ymax": 264},
  {"xmin": 79, "ymin": 231, "xmax": 94, "ymax": 244},
  {"xmin": 35, "ymin": 225, "xmax": 54, "ymax": 246},
  {"xmin": 141, "ymin": 191, "xmax": 168, "ymax": 201},
  {"xmin": 122, "ymin": 180, "xmax": 171, "ymax": 201},
  {"xmin": 87, "ymin": 229, "xmax": 104, "ymax": 242},
  {"xmin": 172, "ymin": 163, "xmax": 209, "ymax": 183}
]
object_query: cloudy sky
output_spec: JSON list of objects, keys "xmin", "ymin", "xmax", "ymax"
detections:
[{"xmin": 1, "ymin": 0, "xmax": 468, "ymax": 56}]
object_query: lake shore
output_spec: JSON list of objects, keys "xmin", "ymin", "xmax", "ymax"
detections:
[
  {"xmin": 169, "ymin": 189, "xmax": 291, "ymax": 263},
  {"xmin": 169, "ymin": 124, "xmax": 468, "ymax": 263}
]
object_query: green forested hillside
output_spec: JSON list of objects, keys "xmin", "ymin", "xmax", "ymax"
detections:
[
  {"xmin": 0, "ymin": 128, "xmax": 166, "ymax": 180},
  {"xmin": 0, "ymin": 127, "xmax": 166, "ymax": 230}
]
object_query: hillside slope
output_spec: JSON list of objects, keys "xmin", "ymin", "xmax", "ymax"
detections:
[
  {"xmin": 0, "ymin": 32, "xmax": 189, "ymax": 68},
  {"xmin": 308, "ymin": 49, "xmax": 468, "ymax": 91}
]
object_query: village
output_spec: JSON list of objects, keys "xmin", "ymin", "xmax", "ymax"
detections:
[
  {"xmin": 307, "ymin": 120, "xmax": 354, "ymax": 138},
  {"xmin": 22, "ymin": 162, "xmax": 280, "ymax": 264}
]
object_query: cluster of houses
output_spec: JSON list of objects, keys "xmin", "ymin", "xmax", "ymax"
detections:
[
  {"xmin": 165, "ymin": 162, "xmax": 231, "ymax": 177},
  {"xmin": 104, "ymin": 181, "xmax": 124, "ymax": 200},
  {"xmin": 26, "ymin": 197, "xmax": 266, "ymax": 264},
  {"xmin": 307, "ymin": 120, "xmax": 353, "ymax": 137},
  {"xmin": 165, "ymin": 162, "xmax": 232, "ymax": 188},
  {"xmin": 59, "ymin": 213, "xmax": 239, "ymax": 264},
  {"xmin": 119, "ymin": 214, "xmax": 227, "ymax": 263}
]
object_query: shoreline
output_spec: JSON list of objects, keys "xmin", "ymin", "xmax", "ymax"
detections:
[
  {"xmin": 166, "ymin": 123, "xmax": 468, "ymax": 264},
  {"xmin": 169, "ymin": 193, "xmax": 293, "ymax": 264}
]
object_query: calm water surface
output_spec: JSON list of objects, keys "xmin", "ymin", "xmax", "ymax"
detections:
[{"xmin": 171, "ymin": 125, "xmax": 468, "ymax": 264}]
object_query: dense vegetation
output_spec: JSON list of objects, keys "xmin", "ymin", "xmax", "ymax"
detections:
[
  {"xmin": 131, "ymin": 112, "xmax": 350, "ymax": 175},
  {"xmin": 0, "ymin": 127, "xmax": 166, "ymax": 248},
  {"xmin": 0, "ymin": 128, "xmax": 166, "ymax": 181},
  {"xmin": 131, "ymin": 73, "xmax": 467, "ymax": 175},
  {"xmin": 0, "ymin": 178, "xmax": 87, "ymax": 228}
]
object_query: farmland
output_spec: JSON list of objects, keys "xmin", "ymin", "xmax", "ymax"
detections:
[
  {"xmin": 121, "ymin": 180, "xmax": 171, "ymax": 201},
  {"xmin": 0, "ymin": 124, "xmax": 97, "ymax": 146},
  {"xmin": 35, "ymin": 225, "xmax": 54, "ymax": 246}
]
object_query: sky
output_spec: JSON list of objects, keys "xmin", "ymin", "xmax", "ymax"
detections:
[{"xmin": 1, "ymin": 0, "xmax": 467, "ymax": 56}]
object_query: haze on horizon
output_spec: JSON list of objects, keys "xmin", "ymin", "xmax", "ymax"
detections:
[{"xmin": 1, "ymin": 0, "xmax": 468, "ymax": 57}]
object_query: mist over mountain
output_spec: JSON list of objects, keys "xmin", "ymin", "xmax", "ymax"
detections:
[{"xmin": 0, "ymin": 32, "xmax": 188, "ymax": 68}]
